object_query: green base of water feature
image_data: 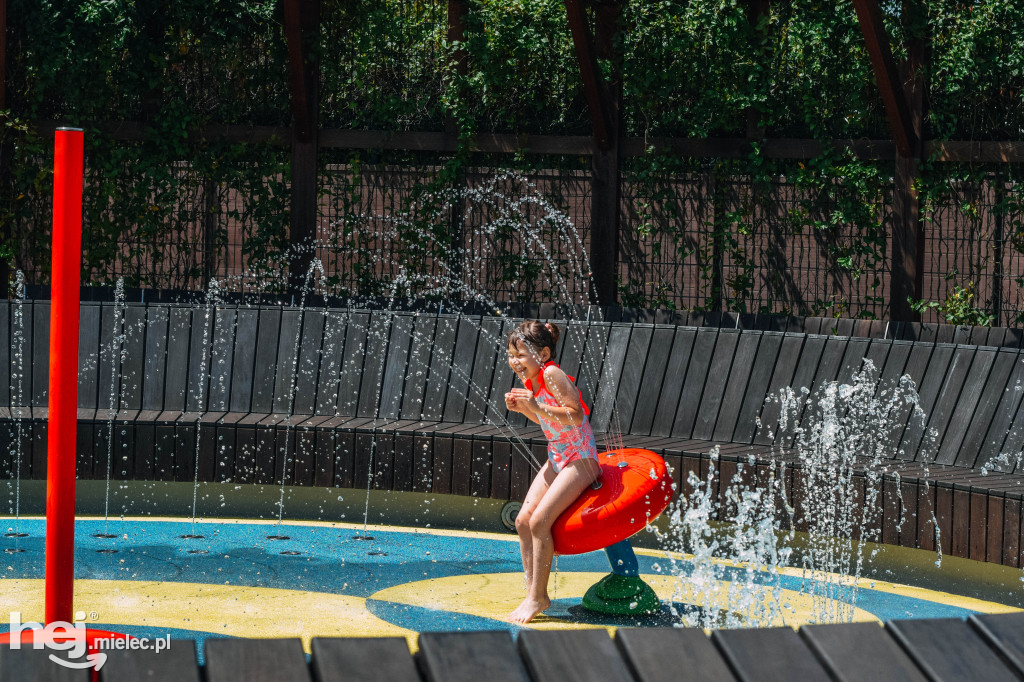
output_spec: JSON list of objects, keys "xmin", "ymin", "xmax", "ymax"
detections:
[{"xmin": 581, "ymin": 573, "xmax": 661, "ymax": 616}]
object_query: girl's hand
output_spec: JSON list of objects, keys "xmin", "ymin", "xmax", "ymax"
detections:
[{"xmin": 507, "ymin": 388, "xmax": 535, "ymax": 412}]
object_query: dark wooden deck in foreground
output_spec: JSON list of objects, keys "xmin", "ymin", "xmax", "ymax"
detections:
[{"xmin": 5, "ymin": 612, "xmax": 1024, "ymax": 681}]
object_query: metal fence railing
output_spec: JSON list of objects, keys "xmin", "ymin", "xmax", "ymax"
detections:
[{"xmin": 8, "ymin": 145, "xmax": 1024, "ymax": 325}]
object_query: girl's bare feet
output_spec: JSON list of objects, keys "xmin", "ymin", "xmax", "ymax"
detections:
[{"xmin": 508, "ymin": 596, "xmax": 551, "ymax": 624}]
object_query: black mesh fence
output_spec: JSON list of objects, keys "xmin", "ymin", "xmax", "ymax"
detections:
[{"xmin": 8, "ymin": 141, "xmax": 1024, "ymax": 326}]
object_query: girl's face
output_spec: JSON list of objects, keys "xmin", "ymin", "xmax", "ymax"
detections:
[{"xmin": 507, "ymin": 340, "xmax": 550, "ymax": 384}]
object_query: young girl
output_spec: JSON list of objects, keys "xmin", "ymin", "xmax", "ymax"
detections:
[{"xmin": 504, "ymin": 320, "xmax": 600, "ymax": 624}]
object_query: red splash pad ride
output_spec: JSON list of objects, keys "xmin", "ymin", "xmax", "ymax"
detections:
[{"xmin": 552, "ymin": 448, "xmax": 673, "ymax": 556}]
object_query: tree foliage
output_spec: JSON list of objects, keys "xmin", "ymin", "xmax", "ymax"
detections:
[{"xmin": 2, "ymin": 0, "xmax": 1022, "ymax": 319}]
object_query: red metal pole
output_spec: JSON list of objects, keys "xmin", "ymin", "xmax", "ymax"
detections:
[{"xmin": 45, "ymin": 127, "xmax": 83, "ymax": 624}]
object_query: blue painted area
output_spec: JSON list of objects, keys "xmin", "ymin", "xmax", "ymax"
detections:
[
  {"xmin": 637, "ymin": 554, "xmax": 980, "ymax": 622},
  {"xmin": 0, "ymin": 518, "xmax": 990, "ymax": 630},
  {"xmin": 0, "ymin": 519, "xmax": 613, "ymax": 596}
]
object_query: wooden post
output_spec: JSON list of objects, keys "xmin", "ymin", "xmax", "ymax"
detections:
[
  {"xmin": 202, "ymin": 177, "xmax": 218, "ymax": 289},
  {"xmin": 566, "ymin": 0, "xmax": 622, "ymax": 305},
  {"xmin": 284, "ymin": 0, "xmax": 321, "ymax": 292},
  {"xmin": 710, "ymin": 175, "xmax": 727, "ymax": 312},
  {"xmin": 446, "ymin": 0, "xmax": 468, "ymax": 298},
  {"xmin": 852, "ymin": 0, "xmax": 925, "ymax": 321},
  {"xmin": 0, "ymin": 0, "xmax": 8, "ymax": 291},
  {"xmin": 992, "ymin": 172, "xmax": 1005, "ymax": 325}
]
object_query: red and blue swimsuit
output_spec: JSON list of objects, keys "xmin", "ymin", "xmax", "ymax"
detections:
[{"xmin": 525, "ymin": 361, "xmax": 599, "ymax": 473}]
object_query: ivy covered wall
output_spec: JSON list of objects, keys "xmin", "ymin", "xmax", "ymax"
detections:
[{"xmin": 2, "ymin": 1, "xmax": 1023, "ymax": 322}]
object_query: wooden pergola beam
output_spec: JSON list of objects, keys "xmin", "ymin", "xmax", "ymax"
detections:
[
  {"xmin": 1, "ymin": 0, "xmax": 9, "ymax": 289},
  {"xmin": 283, "ymin": 0, "xmax": 317, "ymax": 143},
  {"xmin": 851, "ymin": 0, "xmax": 917, "ymax": 158},
  {"xmin": 564, "ymin": 0, "xmax": 612, "ymax": 150},
  {"xmin": 283, "ymin": 0, "xmax": 320, "ymax": 289}
]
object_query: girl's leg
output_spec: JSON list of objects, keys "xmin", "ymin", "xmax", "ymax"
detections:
[
  {"xmin": 514, "ymin": 462, "xmax": 555, "ymax": 595},
  {"xmin": 509, "ymin": 458, "xmax": 600, "ymax": 624}
]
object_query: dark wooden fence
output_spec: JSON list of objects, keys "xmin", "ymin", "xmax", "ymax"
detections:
[{"xmin": 5, "ymin": 300, "xmax": 1024, "ymax": 566}]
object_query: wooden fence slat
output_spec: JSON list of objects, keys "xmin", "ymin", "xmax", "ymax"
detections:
[
  {"xmin": 801, "ymin": 622, "xmax": 926, "ymax": 682},
  {"xmin": 204, "ymin": 638, "xmax": 311, "ymax": 682},
  {"xmin": 629, "ymin": 326, "xmax": 676, "ymax": 436},
  {"xmin": 977, "ymin": 354, "xmax": 1024, "ymax": 471},
  {"xmin": 272, "ymin": 308, "xmax": 303, "ymax": 415},
  {"xmin": 419, "ymin": 315, "xmax": 456, "ymax": 421},
  {"xmin": 615, "ymin": 627, "xmax": 736, "ymax": 682},
  {"xmin": 184, "ymin": 307, "xmax": 214, "ymax": 414},
  {"xmin": 0, "ymin": 301, "xmax": 9, "ymax": 410},
  {"xmin": 490, "ymin": 438, "xmax": 512, "ymax": 499},
  {"xmin": 464, "ymin": 317, "xmax": 503, "ymax": 424},
  {"xmin": 711, "ymin": 331, "xmax": 760, "ymax": 442},
  {"xmin": 293, "ymin": 309, "xmax": 326, "ymax": 416},
  {"xmin": 672, "ymin": 328, "xmax": 719, "ymax": 439},
  {"xmin": 712, "ymin": 627, "xmax": 832, "ymax": 682},
  {"xmin": 310, "ymin": 637, "xmax": 419, "ymax": 682},
  {"xmin": 649, "ymin": 327, "xmax": 697, "ymax": 437},
  {"xmin": 335, "ymin": 311, "xmax": 369, "ymax": 418},
  {"xmin": 228, "ymin": 308, "xmax": 259, "ymax": 415},
  {"xmin": 101, "ymin": 639, "xmax": 201, "ymax": 682},
  {"xmin": 379, "ymin": 313, "xmax": 414, "ymax": 420},
  {"xmin": 451, "ymin": 435, "xmax": 473, "ymax": 496},
  {"xmin": 485, "ymin": 318, "xmax": 519, "ymax": 427},
  {"xmin": 920, "ymin": 346, "xmax": 986, "ymax": 464},
  {"xmin": 30, "ymin": 301, "xmax": 48, "ymax": 407},
  {"xmin": 315, "ymin": 310, "xmax": 347, "ymax": 415},
  {"xmin": 692, "ymin": 329, "xmax": 740, "ymax": 440},
  {"xmin": 207, "ymin": 307, "xmax": 237, "ymax": 413},
  {"xmin": 887, "ymin": 617, "xmax": 1018, "ymax": 680},
  {"xmin": 518, "ymin": 630, "xmax": 634, "ymax": 682},
  {"xmin": 576, "ymin": 322, "xmax": 611, "ymax": 417},
  {"xmin": 954, "ymin": 349, "xmax": 1018, "ymax": 469},
  {"xmin": 442, "ymin": 316, "xmax": 481, "ymax": 423},
  {"xmin": 591, "ymin": 324, "xmax": 633, "ymax": 434},
  {"xmin": 874, "ymin": 340, "xmax": 910, "ymax": 398},
  {"xmin": 77, "ymin": 303, "xmax": 101, "ymax": 413},
  {"xmin": 861, "ymin": 337, "xmax": 892, "ymax": 382},
  {"xmin": 557, "ymin": 319, "xmax": 588, "ymax": 384},
  {"xmin": 15, "ymin": 300, "xmax": 35, "ymax": 414},
  {"xmin": 752, "ymin": 333, "xmax": 805, "ymax": 446},
  {"xmin": 936, "ymin": 347, "xmax": 996, "ymax": 465},
  {"xmin": 354, "ymin": 311, "xmax": 393, "ymax": 418},
  {"xmin": 767, "ymin": 334, "xmax": 825, "ymax": 445},
  {"xmin": 833, "ymin": 337, "xmax": 869, "ymax": 386},
  {"xmin": 163, "ymin": 306, "xmax": 193, "ymax": 414},
  {"xmin": 418, "ymin": 631, "xmax": 530, "ymax": 682},
  {"xmin": 897, "ymin": 344, "xmax": 954, "ymax": 459},
  {"xmin": 141, "ymin": 305, "xmax": 169, "ymax": 413},
  {"xmin": 731, "ymin": 331, "xmax": 783, "ymax": 444},
  {"xmin": 885, "ymin": 343, "xmax": 936, "ymax": 459},
  {"xmin": 796, "ymin": 334, "xmax": 848, "ymax": 424},
  {"xmin": 400, "ymin": 315, "xmax": 437, "ymax": 420},
  {"xmin": 607, "ymin": 323, "xmax": 652, "ymax": 434}
]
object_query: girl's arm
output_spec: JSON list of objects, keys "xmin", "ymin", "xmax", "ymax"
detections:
[{"xmin": 530, "ymin": 366, "xmax": 585, "ymax": 427}]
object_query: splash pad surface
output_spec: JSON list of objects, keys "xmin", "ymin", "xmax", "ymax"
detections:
[{"xmin": 0, "ymin": 516, "xmax": 1018, "ymax": 652}]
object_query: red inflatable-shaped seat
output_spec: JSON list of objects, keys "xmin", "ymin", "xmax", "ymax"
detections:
[{"xmin": 551, "ymin": 448, "xmax": 674, "ymax": 555}]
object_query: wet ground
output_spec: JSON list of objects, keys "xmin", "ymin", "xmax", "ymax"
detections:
[{"xmin": 0, "ymin": 516, "xmax": 1019, "ymax": 654}]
